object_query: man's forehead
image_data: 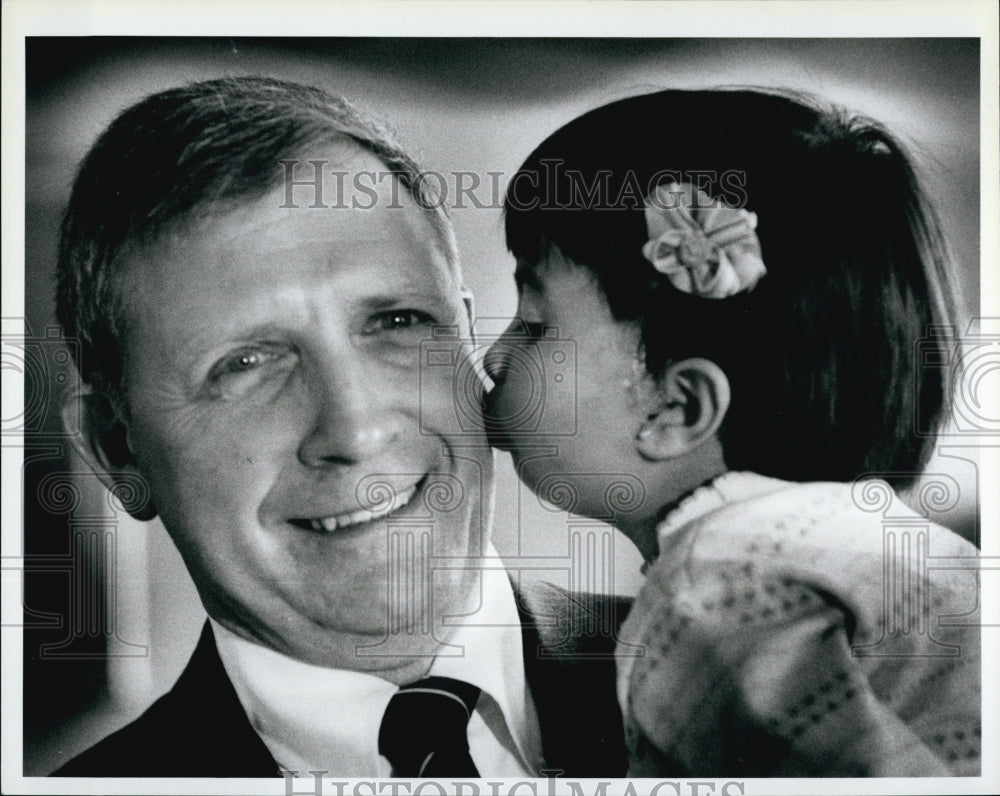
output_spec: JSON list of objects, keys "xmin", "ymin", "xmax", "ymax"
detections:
[
  {"xmin": 121, "ymin": 162, "xmax": 456, "ymax": 302},
  {"xmin": 177, "ymin": 150, "xmax": 418, "ymax": 238}
]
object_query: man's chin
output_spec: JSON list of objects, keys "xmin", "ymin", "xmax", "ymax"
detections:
[
  {"xmin": 269, "ymin": 565, "xmax": 479, "ymax": 659},
  {"xmin": 274, "ymin": 613, "xmax": 465, "ymax": 678}
]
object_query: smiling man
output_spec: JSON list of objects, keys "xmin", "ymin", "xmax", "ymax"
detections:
[{"xmin": 52, "ymin": 77, "xmax": 627, "ymax": 778}]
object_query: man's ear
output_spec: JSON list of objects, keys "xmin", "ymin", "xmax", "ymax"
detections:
[
  {"xmin": 62, "ymin": 386, "xmax": 157, "ymax": 521},
  {"xmin": 634, "ymin": 358, "xmax": 731, "ymax": 461}
]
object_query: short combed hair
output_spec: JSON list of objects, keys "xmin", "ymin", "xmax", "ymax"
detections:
[
  {"xmin": 505, "ymin": 88, "xmax": 959, "ymax": 488},
  {"xmin": 57, "ymin": 75, "xmax": 459, "ymax": 403}
]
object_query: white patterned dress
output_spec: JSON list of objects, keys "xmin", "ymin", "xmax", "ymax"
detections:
[{"xmin": 616, "ymin": 472, "xmax": 981, "ymax": 776}]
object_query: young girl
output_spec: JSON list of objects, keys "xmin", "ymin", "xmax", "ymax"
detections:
[{"xmin": 483, "ymin": 88, "xmax": 981, "ymax": 776}]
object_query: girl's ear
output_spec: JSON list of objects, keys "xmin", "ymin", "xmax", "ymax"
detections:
[
  {"xmin": 62, "ymin": 386, "xmax": 158, "ymax": 521},
  {"xmin": 634, "ymin": 358, "xmax": 731, "ymax": 461}
]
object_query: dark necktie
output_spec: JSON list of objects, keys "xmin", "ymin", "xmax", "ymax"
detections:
[{"xmin": 378, "ymin": 676, "xmax": 482, "ymax": 777}]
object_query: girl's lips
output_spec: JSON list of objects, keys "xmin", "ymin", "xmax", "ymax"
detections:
[
  {"xmin": 484, "ymin": 427, "xmax": 512, "ymax": 451},
  {"xmin": 481, "ymin": 389, "xmax": 512, "ymax": 450}
]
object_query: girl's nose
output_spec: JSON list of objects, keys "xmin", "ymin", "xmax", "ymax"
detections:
[{"xmin": 483, "ymin": 320, "xmax": 523, "ymax": 384}]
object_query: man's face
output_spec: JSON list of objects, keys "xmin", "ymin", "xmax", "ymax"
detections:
[{"xmin": 116, "ymin": 147, "xmax": 493, "ymax": 678}]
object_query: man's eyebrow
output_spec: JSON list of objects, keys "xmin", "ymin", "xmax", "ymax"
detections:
[
  {"xmin": 204, "ymin": 322, "xmax": 295, "ymax": 345},
  {"xmin": 359, "ymin": 291, "xmax": 455, "ymax": 311}
]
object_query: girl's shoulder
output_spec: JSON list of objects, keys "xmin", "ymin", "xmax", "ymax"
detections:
[
  {"xmin": 651, "ymin": 476, "xmax": 976, "ymax": 588},
  {"xmin": 639, "ymin": 476, "xmax": 978, "ymax": 647},
  {"xmin": 618, "ymin": 477, "xmax": 981, "ymax": 776}
]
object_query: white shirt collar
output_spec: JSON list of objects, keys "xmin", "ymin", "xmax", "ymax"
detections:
[
  {"xmin": 211, "ymin": 543, "xmax": 542, "ymax": 777},
  {"xmin": 427, "ymin": 557, "xmax": 545, "ymax": 775}
]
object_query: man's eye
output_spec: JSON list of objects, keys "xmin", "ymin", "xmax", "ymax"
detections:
[
  {"xmin": 206, "ymin": 346, "xmax": 295, "ymax": 399},
  {"xmin": 214, "ymin": 349, "xmax": 278, "ymax": 376},
  {"xmin": 221, "ymin": 352, "xmax": 265, "ymax": 373},
  {"xmin": 368, "ymin": 309, "xmax": 435, "ymax": 333}
]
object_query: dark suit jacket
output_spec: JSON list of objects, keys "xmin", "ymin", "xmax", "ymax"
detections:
[{"xmin": 55, "ymin": 583, "xmax": 631, "ymax": 778}]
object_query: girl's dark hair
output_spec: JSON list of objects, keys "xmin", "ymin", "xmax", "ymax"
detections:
[{"xmin": 504, "ymin": 88, "xmax": 958, "ymax": 488}]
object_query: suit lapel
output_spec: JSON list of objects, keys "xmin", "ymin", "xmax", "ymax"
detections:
[
  {"xmin": 516, "ymin": 582, "xmax": 631, "ymax": 777},
  {"xmin": 54, "ymin": 622, "xmax": 280, "ymax": 776},
  {"xmin": 165, "ymin": 623, "xmax": 280, "ymax": 776}
]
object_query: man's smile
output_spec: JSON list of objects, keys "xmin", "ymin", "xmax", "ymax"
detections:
[{"xmin": 288, "ymin": 477, "xmax": 424, "ymax": 534}]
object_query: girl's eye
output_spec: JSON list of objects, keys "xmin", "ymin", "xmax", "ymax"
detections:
[
  {"xmin": 513, "ymin": 296, "xmax": 546, "ymax": 340},
  {"xmin": 513, "ymin": 318, "xmax": 546, "ymax": 341},
  {"xmin": 522, "ymin": 321, "xmax": 545, "ymax": 339}
]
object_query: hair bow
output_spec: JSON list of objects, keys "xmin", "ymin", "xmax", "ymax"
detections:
[{"xmin": 641, "ymin": 182, "xmax": 766, "ymax": 298}]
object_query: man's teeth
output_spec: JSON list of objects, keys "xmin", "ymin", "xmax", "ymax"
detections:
[{"xmin": 307, "ymin": 483, "xmax": 418, "ymax": 532}]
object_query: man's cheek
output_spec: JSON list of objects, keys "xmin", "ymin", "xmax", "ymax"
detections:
[
  {"xmin": 415, "ymin": 351, "xmax": 480, "ymax": 435},
  {"xmin": 133, "ymin": 419, "xmax": 271, "ymax": 502}
]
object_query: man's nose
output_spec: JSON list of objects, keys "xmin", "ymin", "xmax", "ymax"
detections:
[{"xmin": 297, "ymin": 353, "xmax": 404, "ymax": 467}]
